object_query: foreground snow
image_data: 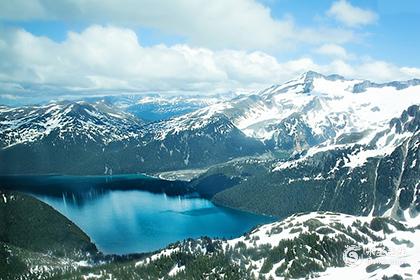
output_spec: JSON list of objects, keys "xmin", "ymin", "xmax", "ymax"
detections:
[{"xmin": 135, "ymin": 211, "xmax": 420, "ymax": 279}]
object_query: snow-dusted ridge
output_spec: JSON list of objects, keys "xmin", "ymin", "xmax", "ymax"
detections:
[
  {"xmin": 133, "ymin": 211, "xmax": 420, "ymax": 279},
  {"xmin": 0, "ymin": 97, "xmax": 267, "ymax": 174},
  {"xmin": 2, "ymin": 71, "xmax": 419, "ymax": 152},
  {"xmin": 260, "ymin": 72, "xmax": 418, "ymax": 147},
  {"xmin": 142, "ymin": 102, "xmax": 234, "ymax": 141},
  {"xmin": 0, "ymin": 101, "xmax": 143, "ymax": 148},
  {"xmin": 179, "ymin": 71, "xmax": 420, "ymax": 152},
  {"xmin": 10, "ymin": 210, "xmax": 419, "ymax": 279}
]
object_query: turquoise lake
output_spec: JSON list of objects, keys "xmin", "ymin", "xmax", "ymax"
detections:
[{"xmin": 1, "ymin": 175, "xmax": 273, "ymax": 254}]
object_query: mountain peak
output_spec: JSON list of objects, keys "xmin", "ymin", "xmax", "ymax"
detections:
[
  {"xmin": 300, "ymin": 70, "xmax": 324, "ymax": 80},
  {"xmin": 259, "ymin": 71, "xmax": 346, "ymax": 96},
  {"xmin": 300, "ymin": 70, "xmax": 346, "ymax": 82}
]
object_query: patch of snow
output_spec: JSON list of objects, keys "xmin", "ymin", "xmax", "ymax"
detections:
[
  {"xmin": 168, "ymin": 264, "xmax": 185, "ymax": 276},
  {"xmin": 410, "ymin": 158, "xmax": 417, "ymax": 168}
]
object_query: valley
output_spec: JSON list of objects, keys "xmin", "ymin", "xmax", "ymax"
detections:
[{"xmin": 1, "ymin": 71, "xmax": 419, "ymax": 219}]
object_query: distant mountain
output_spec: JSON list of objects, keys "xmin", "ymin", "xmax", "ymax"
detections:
[
  {"xmin": 189, "ymin": 71, "xmax": 420, "ymax": 153},
  {"xmin": 0, "ymin": 100, "xmax": 143, "ymax": 149},
  {"xmin": 83, "ymin": 93, "xmax": 235, "ymax": 122},
  {"xmin": 0, "ymin": 100, "xmax": 265, "ymax": 175},
  {"xmin": 125, "ymin": 94, "xmax": 230, "ymax": 122},
  {"xmin": 194, "ymin": 104, "xmax": 420, "ymax": 222},
  {"xmin": 0, "ymin": 101, "xmax": 143, "ymax": 174},
  {"xmin": 136, "ymin": 108, "xmax": 266, "ymax": 172},
  {"xmin": 178, "ymin": 71, "xmax": 420, "ymax": 220},
  {"xmin": 1, "ymin": 72, "xmax": 419, "ymax": 218}
]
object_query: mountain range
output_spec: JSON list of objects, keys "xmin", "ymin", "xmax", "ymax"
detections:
[
  {"xmin": 0, "ymin": 100, "xmax": 264, "ymax": 174},
  {"xmin": 1, "ymin": 71, "xmax": 420, "ymax": 279},
  {"xmin": 1, "ymin": 71, "xmax": 419, "ymax": 223}
]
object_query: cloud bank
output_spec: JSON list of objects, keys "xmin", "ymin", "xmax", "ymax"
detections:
[
  {"xmin": 0, "ymin": 25, "xmax": 419, "ymax": 100},
  {"xmin": 0, "ymin": 0, "xmax": 356, "ymax": 50}
]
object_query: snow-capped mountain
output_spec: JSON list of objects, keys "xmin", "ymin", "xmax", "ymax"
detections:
[
  {"xmin": 187, "ymin": 71, "xmax": 420, "ymax": 152},
  {"xmin": 83, "ymin": 93, "xmax": 234, "ymax": 122},
  {"xmin": 0, "ymin": 71, "xmax": 418, "ymax": 183},
  {"xmin": 126, "ymin": 94, "xmax": 231, "ymax": 122},
  {"xmin": 179, "ymin": 72, "xmax": 419, "ymax": 222},
  {"xmin": 2, "ymin": 72, "xmax": 420, "ymax": 280},
  {"xmin": 0, "ymin": 100, "xmax": 264, "ymax": 174},
  {"xmin": 201, "ymin": 104, "xmax": 419, "ymax": 223},
  {"xmin": 129, "ymin": 106, "xmax": 266, "ymax": 173},
  {"xmin": 0, "ymin": 101, "xmax": 143, "ymax": 149}
]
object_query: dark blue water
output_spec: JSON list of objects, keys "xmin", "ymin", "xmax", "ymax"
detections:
[
  {"xmin": 1, "ymin": 175, "xmax": 273, "ymax": 254},
  {"xmin": 37, "ymin": 191, "xmax": 272, "ymax": 254}
]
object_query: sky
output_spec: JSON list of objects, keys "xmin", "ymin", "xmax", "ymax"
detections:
[{"xmin": 0, "ymin": 0, "xmax": 419, "ymax": 104}]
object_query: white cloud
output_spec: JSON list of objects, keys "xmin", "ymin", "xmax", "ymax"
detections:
[
  {"xmin": 0, "ymin": 26, "xmax": 283, "ymax": 93},
  {"xmin": 314, "ymin": 43, "xmax": 350, "ymax": 59},
  {"xmin": 0, "ymin": 0, "xmax": 355, "ymax": 50},
  {"xmin": 327, "ymin": 0, "xmax": 378, "ymax": 27},
  {"xmin": 401, "ymin": 67, "xmax": 420, "ymax": 78},
  {"xmin": 0, "ymin": 25, "xmax": 419, "ymax": 99},
  {"xmin": 321, "ymin": 59, "xmax": 420, "ymax": 82}
]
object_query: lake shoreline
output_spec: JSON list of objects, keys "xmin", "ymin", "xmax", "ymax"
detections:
[
  {"xmin": 0, "ymin": 173, "xmax": 194, "ymax": 197},
  {"xmin": 1, "ymin": 175, "xmax": 274, "ymax": 255}
]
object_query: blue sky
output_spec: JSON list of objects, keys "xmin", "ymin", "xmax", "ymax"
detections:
[
  {"xmin": 270, "ymin": 0, "xmax": 420, "ymax": 65},
  {"xmin": 0, "ymin": 0, "xmax": 419, "ymax": 104}
]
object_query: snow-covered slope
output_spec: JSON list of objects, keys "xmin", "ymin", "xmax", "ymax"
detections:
[
  {"xmin": 129, "ymin": 95, "xmax": 215, "ymax": 121},
  {"xmin": 195, "ymin": 104, "xmax": 419, "ymax": 223},
  {"xmin": 135, "ymin": 104, "xmax": 266, "ymax": 172},
  {"xmin": 132, "ymin": 211, "xmax": 420, "ymax": 280},
  {"xmin": 0, "ymin": 71, "xmax": 418, "ymax": 177},
  {"xmin": 0, "ymin": 100, "xmax": 265, "ymax": 174},
  {"xmin": 0, "ymin": 101, "xmax": 142, "ymax": 149},
  {"xmin": 141, "ymin": 102, "xmax": 233, "ymax": 140},
  {"xmin": 85, "ymin": 93, "xmax": 234, "ymax": 122},
  {"xmin": 190, "ymin": 71, "xmax": 420, "ymax": 152},
  {"xmin": 8, "ymin": 210, "xmax": 420, "ymax": 279},
  {"xmin": 227, "ymin": 212, "xmax": 420, "ymax": 279}
]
